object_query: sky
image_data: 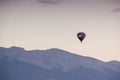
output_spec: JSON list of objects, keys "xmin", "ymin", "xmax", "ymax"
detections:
[{"xmin": 0, "ymin": 0, "xmax": 120, "ymax": 61}]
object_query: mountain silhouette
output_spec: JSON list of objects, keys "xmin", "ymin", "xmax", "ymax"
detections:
[{"xmin": 0, "ymin": 46, "xmax": 120, "ymax": 80}]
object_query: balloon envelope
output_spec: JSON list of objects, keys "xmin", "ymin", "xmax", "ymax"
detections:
[{"xmin": 77, "ymin": 32, "xmax": 86, "ymax": 42}]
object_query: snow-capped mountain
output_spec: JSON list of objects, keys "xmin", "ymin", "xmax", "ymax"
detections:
[{"xmin": 0, "ymin": 46, "xmax": 120, "ymax": 80}]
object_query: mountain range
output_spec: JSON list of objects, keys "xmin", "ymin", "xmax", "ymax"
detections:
[{"xmin": 0, "ymin": 46, "xmax": 120, "ymax": 80}]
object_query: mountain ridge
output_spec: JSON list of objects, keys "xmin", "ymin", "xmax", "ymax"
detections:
[
  {"xmin": 0, "ymin": 46, "xmax": 120, "ymax": 80},
  {"xmin": 1, "ymin": 46, "xmax": 119, "ymax": 62}
]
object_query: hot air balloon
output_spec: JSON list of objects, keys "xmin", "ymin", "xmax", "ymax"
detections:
[{"xmin": 77, "ymin": 32, "xmax": 86, "ymax": 43}]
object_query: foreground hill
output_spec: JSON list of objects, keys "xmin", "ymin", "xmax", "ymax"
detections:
[{"xmin": 0, "ymin": 46, "xmax": 120, "ymax": 80}]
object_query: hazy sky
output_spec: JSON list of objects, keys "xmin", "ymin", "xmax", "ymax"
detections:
[{"xmin": 0, "ymin": 0, "xmax": 120, "ymax": 61}]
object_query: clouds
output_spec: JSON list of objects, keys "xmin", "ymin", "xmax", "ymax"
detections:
[
  {"xmin": 0, "ymin": 0, "xmax": 9, "ymax": 3},
  {"xmin": 113, "ymin": 8, "xmax": 120, "ymax": 12},
  {"xmin": 37, "ymin": 0, "xmax": 61, "ymax": 4},
  {"xmin": 0, "ymin": 0, "xmax": 62, "ymax": 5}
]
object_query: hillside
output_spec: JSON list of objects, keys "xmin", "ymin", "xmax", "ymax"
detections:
[{"xmin": 0, "ymin": 46, "xmax": 120, "ymax": 80}]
